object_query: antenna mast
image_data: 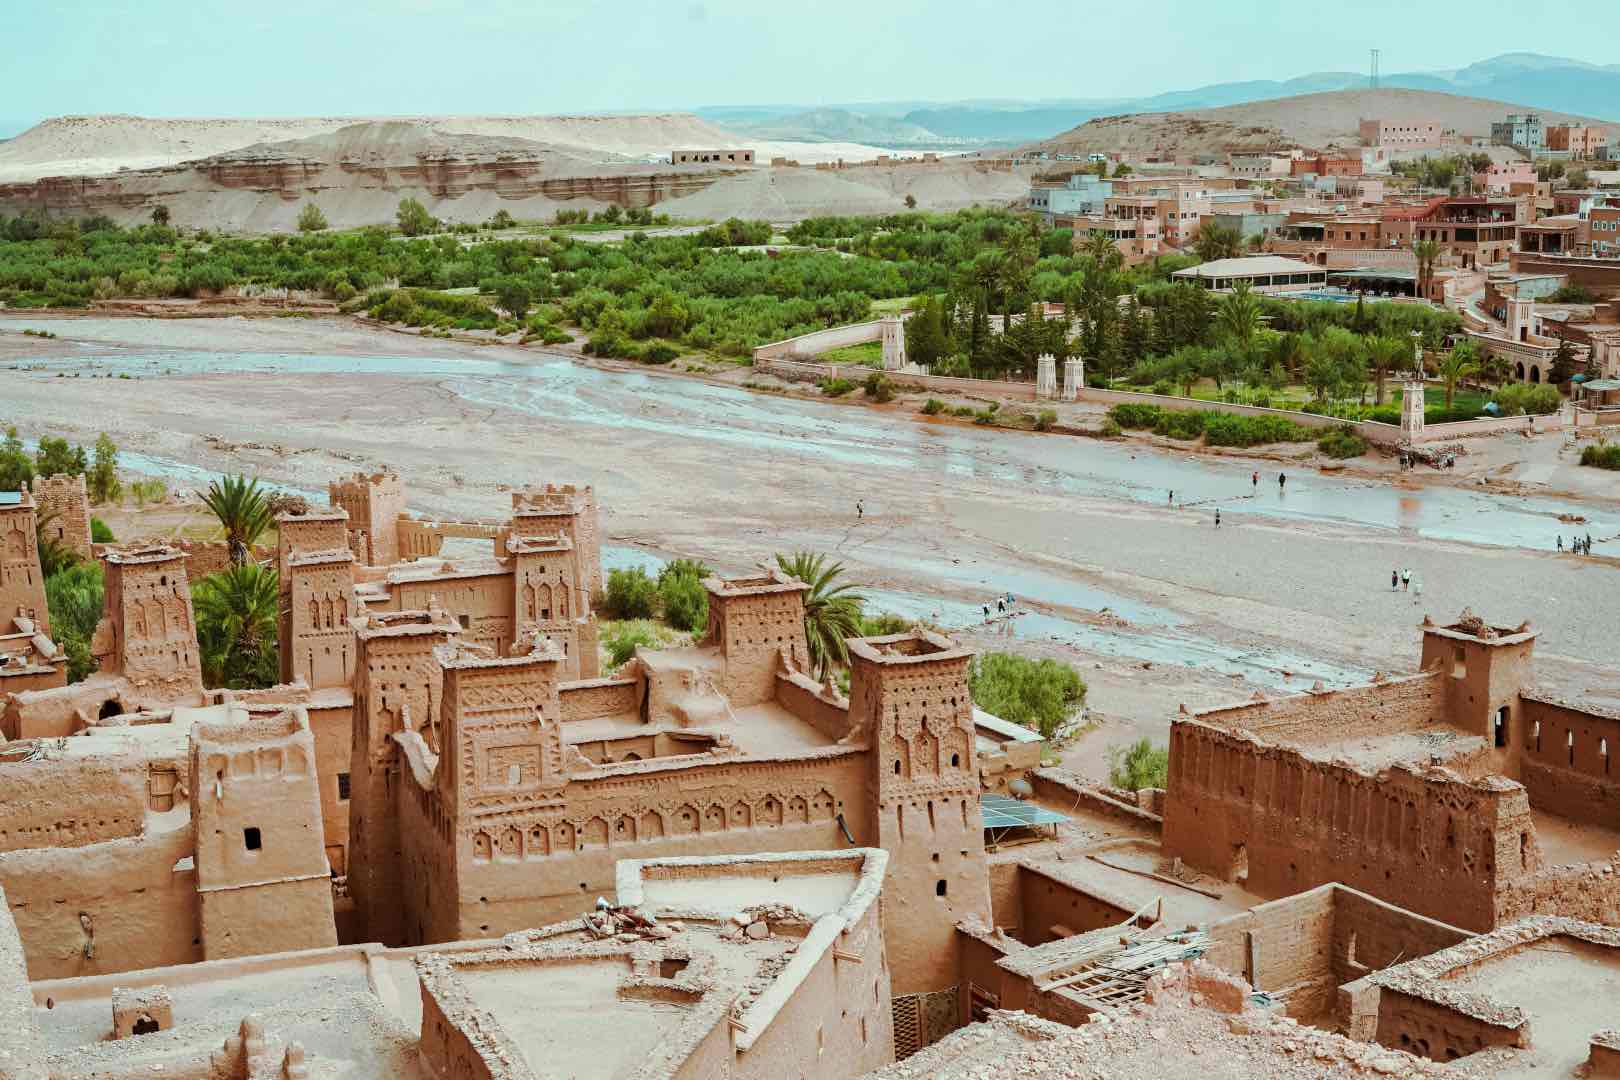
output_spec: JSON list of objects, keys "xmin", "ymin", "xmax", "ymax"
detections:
[{"xmin": 1370, "ymin": 49, "xmax": 1381, "ymax": 89}]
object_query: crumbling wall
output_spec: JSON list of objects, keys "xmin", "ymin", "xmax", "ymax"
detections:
[
  {"xmin": 1206, "ymin": 886, "xmax": 1337, "ymax": 1020},
  {"xmin": 416, "ymin": 955, "xmax": 538, "ymax": 1080},
  {"xmin": 1014, "ymin": 864, "xmax": 1135, "ymax": 946},
  {"xmin": 0, "ymin": 885, "xmax": 48, "ymax": 1080},
  {"xmin": 557, "ymin": 677, "xmax": 639, "ymax": 722},
  {"xmin": 1518, "ymin": 696, "xmax": 1620, "ymax": 827},
  {"xmin": 1374, "ymin": 986, "xmax": 1529, "ymax": 1062},
  {"xmin": 1200, "ymin": 673, "xmax": 1446, "ymax": 746},
  {"xmin": 1163, "ymin": 719, "xmax": 1532, "ymax": 932},
  {"xmin": 1498, "ymin": 855, "xmax": 1620, "ymax": 926},
  {"xmin": 451, "ymin": 751, "xmax": 870, "ymax": 943},
  {"xmin": 774, "ymin": 671, "xmax": 853, "ymax": 741},
  {"xmin": 32, "ymin": 473, "xmax": 90, "ymax": 561}
]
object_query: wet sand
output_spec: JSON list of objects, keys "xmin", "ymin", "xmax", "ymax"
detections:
[{"xmin": 4, "ymin": 316, "xmax": 1617, "ymax": 779}]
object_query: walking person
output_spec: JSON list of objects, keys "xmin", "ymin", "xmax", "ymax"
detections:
[
  {"xmin": 1401, "ymin": 568, "xmax": 1411, "ymax": 592},
  {"xmin": 856, "ymin": 499, "xmax": 864, "ymax": 521},
  {"xmin": 1557, "ymin": 535, "xmax": 1564, "ymax": 553},
  {"xmin": 1391, "ymin": 569, "xmax": 1399, "ymax": 591},
  {"xmin": 1168, "ymin": 489, "xmax": 1174, "ymax": 505},
  {"xmin": 996, "ymin": 596, "xmax": 1005, "ymax": 615},
  {"xmin": 1252, "ymin": 470, "xmax": 1259, "ymax": 489},
  {"xmin": 1214, "ymin": 508, "xmax": 1221, "ymax": 528},
  {"xmin": 1587, "ymin": 533, "xmax": 1594, "ymax": 555},
  {"xmin": 1413, "ymin": 579, "xmax": 1423, "ymax": 604},
  {"xmin": 1278, "ymin": 472, "xmax": 1287, "ymax": 491}
]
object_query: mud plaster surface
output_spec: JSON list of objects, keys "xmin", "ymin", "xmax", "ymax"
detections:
[
  {"xmin": 1444, "ymin": 938, "xmax": 1620, "ymax": 1078},
  {"xmin": 642, "ymin": 868, "xmax": 857, "ymax": 918}
]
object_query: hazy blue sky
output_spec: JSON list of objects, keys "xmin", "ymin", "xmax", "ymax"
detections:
[{"xmin": 7, "ymin": 0, "xmax": 1620, "ymax": 134}]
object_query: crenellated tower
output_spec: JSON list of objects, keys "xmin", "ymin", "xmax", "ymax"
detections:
[
  {"xmin": 849, "ymin": 630, "xmax": 990, "ymax": 996},
  {"xmin": 348, "ymin": 607, "xmax": 460, "ymax": 947},
  {"xmin": 330, "ymin": 471, "xmax": 407, "ymax": 567},
  {"xmin": 0, "ymin": 487, "xmax": 48, "ymax": 636},
  {"xmin": 94, "ymin": 547, "xmax": 203, "ymax": 701},
  {"xmin": 275, "ymin": 509, "xmax": 350, "ymax": 684}
]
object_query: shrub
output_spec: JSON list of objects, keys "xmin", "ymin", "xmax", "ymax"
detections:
[
  {"xmin": 90, "ymin": 517, "xmax": 115, "ymax": 543},
  {"xmin": 921, "ymin": 398, "xmax": 945, "ymax": 415},
  {"xmin": 1200, "ymin": 413, "xmax": 1312, "ymax": 447},
  {"xmin": 857, "ymin": 612, "xmax": 913, "ymax": 636},
  {"xmin": 967, "ymin": 653, "xmax": 1086, "ymax": 739},
  {"xmin": 972, "ymin": 403, "xmax": 1000, "ymax": 425},
  {"xmin": 639, "ymin": 344, "xmax": 679, "ymax": 365},
  {"xmin": 603, "ymin": 621, "xmax": 660, "ymax": 668},
  {"xmin": 603, "ymin": 567, "xmax": 658, "ymax": 619},
  {"xmin": 1151, "ymin": 379, "xmax": 1174, "ymax": 396},
  {"xmin": 1110, "ymin": 403, "xmax": 1164, "ymax": 429},
  {"xmin": 1100, "ymin": 418, "xmax": 1122, "ymax": 437},
  {"xmin": 45, "ymin": 561, "xmax": 104, "ymax": 682},
  {"xmin": 863, "ymin": 372, "xmax": 895, "ymax": 403},
  {"xmin": 1106, "ymin": 738, "xmax": 1169, "ymax": 791},
  {"xmin": 396, "ymin": 197, "xmax": 436, "ymax": 237},
  {"xmin": 819, "ymin": 377, "xmax": 856, "ymax": 397},
  {"xmin": 1581, "ymin": 443, "xmax": 1620, "ymax": 470},
  {"xmin": 1317, "ymin": 425, "xmax": 1368, "ymax": 459},
  {"xmin": 296, "ymin": 203, "xmax": 328, "ymax": 233},
  {"xmin": 657, "ymin": 559, "xmax": 711, "ymax": 633},
  {"xmin": 1034, "ymin": 409, "xmax": 1058, "ymax": 432},
  {"xmin": 1493, "ymin": 382, "xmax": 1562, "ymax": 417},
  {"xmin": 1153, "ymin": 410, "xmax": 1207, "ymax": 440}
]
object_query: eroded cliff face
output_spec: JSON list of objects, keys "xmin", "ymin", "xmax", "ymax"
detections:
[{"xmin": 0, "ymin": 122, "xmax": 740, "ymax": 228}]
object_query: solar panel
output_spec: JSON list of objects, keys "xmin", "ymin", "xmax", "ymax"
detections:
[{"xmin": 980, "ymin": 794, "xmax": 1069, "ymax": 829}]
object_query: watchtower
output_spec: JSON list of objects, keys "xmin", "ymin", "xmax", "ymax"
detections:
[
  {"xmin": 0, "ymin": 488, "xmax": 48, "ymax": 635},
  {"xmin": 701, "ymin": 569, "xmax": 810, "ymax": 706},
  {"xmin": 284, "ymin": 547, "xmax": 356, "ymax": 691},
  {"xmin": 189, "ymin": 707, "xmax": 337, "ymax": 959},
  {"xmin": 880, "ymin": 315, "xmax": 907, "ymax": 371},
  {"xmin": 275, "ymin": 509, "xmax": 349, "ymax": 684},
  {"xmin": 96, "ymin": 547, "xmax": 202, "ymax": 701},
  {"xmin": 348, "ymin": 608, "xmax": 460, "ymax": 947},
  {"xmin": 506, "ymin": 530, "xmax": 594, "ymax": 679},
  {"xmin": 1420, "ymin": 611, "xmax": 1538, "ymax": 764},
  {"xmin": 511, "ymin": 484, "xmax": 602, "ymax": 599},
  {"xmin": 33, "ymin": 473, "xmax": 91, "ymax": 560},
  {"xmin": 329, "ymin": 471, "xmax": 407, "ymax": 567},
  {"xmin": 849, "ymin": 630, "xmax": 990, "ymax": 996}
]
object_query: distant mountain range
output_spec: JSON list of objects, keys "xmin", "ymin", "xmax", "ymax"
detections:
[{"xmin": 700, "ymin": 53, "xmax": 1620, "ymax": 148}]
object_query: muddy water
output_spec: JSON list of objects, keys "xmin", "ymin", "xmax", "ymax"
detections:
[{"xmin": 9, "ymin": 334, "xmax": 1610, "ymax": 556}]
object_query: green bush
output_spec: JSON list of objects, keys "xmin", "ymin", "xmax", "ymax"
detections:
[
  {"xmin": 972, "ymin": 404, "xmax": 1000, "ymax": 425},
  {"xmin": 921, "ymin": 398, "xmax": 945, "ymax": 415},
  {"xmin": 1110, "ymin": 403, "xmax": 1164, "ymax": 429},
  {"xmin": 1580, "ymin": 443, "xmax": 1620, "ymax": 470},
  {"xmin": 657, "ymin": 559, "xmax": 711, "ymax": 633},
  {"xmin": 1317, "ymin": 425, "xmax": 1369, "ymax": 459},
  {"xmin": 45, "ymin": 561, "xmax": 104, "ymax": 682},
  {"xmin": 640, "ymin": 344, "xmax": 679, "ymax": 365},
  {"xmin": 857, "ymin": 612, "xmax": 914, "ymax": 636},
  {"xmin": 1153, "ymin": 410, "xmax": 1207, "ymax": 440},
  {"xmin": 819, "ymin": 377, "xmax": 856, "ymax": 397},
  {"xmin": 1106, "ymin": 738, "xmax": 1169, "ymax": 791},
  {"xmin": 863, "ymin": 372, "xmax": 895, "ymax": 403},
  {"xmin": 90, "ymin": 517, "xmax": 115, "ymax": 543},
  {"xmin": 1034, "ymin": 409, "xmax": 1058, "ymax": 432},
  {"xmin": 1493, "ymin": 383, "xmax": 1562, "ymax": 417},
  {"xmin": 1100, "ymin": 418, "xmax": 1122, "ymax": 437},
  {"xmin": 967, "ymin": 653, "xmax": 1086, "ymax": 739},
  {"xmin": 1200, "ymin": 413, "xmax": 1313, "ymax": 447},
  {"xmin": 603, "ymin": 620, "xmax": 660, "ymax": 668},
  {"xmin": 603, "ymin": 567, "xmax": 658, "ymax": 619}
]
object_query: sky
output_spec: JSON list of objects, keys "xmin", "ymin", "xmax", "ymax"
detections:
[{"xmin": 6, "ymin": 0, "xmax": 1620, "ymax": 135}]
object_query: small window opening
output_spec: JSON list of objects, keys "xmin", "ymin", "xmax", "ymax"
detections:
[
  {"xmin": 893, "ymin": 760, "xmax": 900, "ymax": 775},
  {"xmin": 244, "ymin": 827, "xmax": 262, "ymax": 851},
  {"xmin": 337, "ymin": 772, "xmax": 351, "ymax": 801},
  {"xmin": 1569, "ymin": 730, "xmax": 1576, "ymax": 766},
  {"xmin": 935, "ymin": 879, "xmax": 947, "ymax": 897},
  {"xmin": 132, "ymin": 1014, "xmax": 160, "ymax": 1036},
  {"xmin": 1494, "ymin": 706, "xmax": 1509, "ymax": 748}
]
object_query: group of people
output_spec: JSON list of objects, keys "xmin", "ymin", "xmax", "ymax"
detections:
[
  {"xmin": 1391, "ymin": 567, "xmax": 1423, "ymax": 602},
  {"xmin": 1173, "ymin": 472, "xmax": 1287, "ymax": 528},
  {"xmin": 1557, "ymin": 534, "xmax": 1596, "ymax": 555},
  {"xmin": 982, "ymin": 592, "xmax": 1016, "ymax": 620}
]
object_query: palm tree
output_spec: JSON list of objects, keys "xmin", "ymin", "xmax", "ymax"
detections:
[
  {"xmin": 33, "ymin": 507, "xmax": 79, "ymax": 577},
  {"xmin": 1412, "ymin": 240, "xmax": 1440, "ymax": 301},
  {"xmin": 1194, "ymin": 221, "xmax": 1242, "ymax": 262},
  {"xmin": 200, "ymin": 475, "xmax": 273, "ymax": 567},
  {"xmin": 1367, "ymin": 334, "xmax": 1411, "ymax": 406},
  {"xmin": 1437, "ymin": 344, "xmax": 1481, "ymax": 408},
  {"xmin": 774, "ymin": 552, "xmax": 865, "ymax": 680},
  {"xmin": 1215, "ymin": 281, "xmax": 1263, "ymax": 347},
  {"xmin": 193, "ymin": 564, "xmax": 280, "ymax": 688}
]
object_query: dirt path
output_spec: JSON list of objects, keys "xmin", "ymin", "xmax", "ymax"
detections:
[{"xmin": 4, "ymin": 316, "xmax": 1616, "ymax": 781}]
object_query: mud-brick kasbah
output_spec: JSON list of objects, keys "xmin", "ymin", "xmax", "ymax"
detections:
[{"xmin": 1, "ymin": 470, "xmax": 1620, "ymax": 1078}]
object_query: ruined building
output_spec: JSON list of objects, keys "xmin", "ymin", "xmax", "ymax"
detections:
[{"xmin": 0, "ymin": 488, "xmax": 66, "ymax": 697}]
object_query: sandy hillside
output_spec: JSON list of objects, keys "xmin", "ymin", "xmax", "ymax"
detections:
[
  {"xmin": 1030, "ymin": 87, "xmax": 1620, "ymax": 157},
  {"xmin": 0, "ymin": 113, "xmax": 904, "ymax": 183}
]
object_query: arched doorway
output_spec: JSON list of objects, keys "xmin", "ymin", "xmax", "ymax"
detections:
[
  {"xmin": 99, "ymin": 699, "xmax": 122, "ymax": 720},
  {"xmin": 1530, "ymin": 365, "xmax": 1541, "ymax": 384},
  {"xmin": 1515, "ymin": 362, "xmax": 1525, "ymax": 381}
]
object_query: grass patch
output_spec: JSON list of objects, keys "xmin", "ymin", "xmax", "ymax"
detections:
[
  {"xmin": 1581, "ymin": 443, "xmax": 1620, "ymax": 470},
  {"xmin": 819, "ymin": 341, "xmax": 884, "ymax": 368},
  {"xmin": 1107, "ymin": 738, "xmax": 1169, "ymax": 791},
  {"xmin": 819, "ymin": 377, "xmax": 857, "ymax": 397},
  {"xmin": 600, "ymin": 619, "xmax": 688, "ymax": 670}
]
